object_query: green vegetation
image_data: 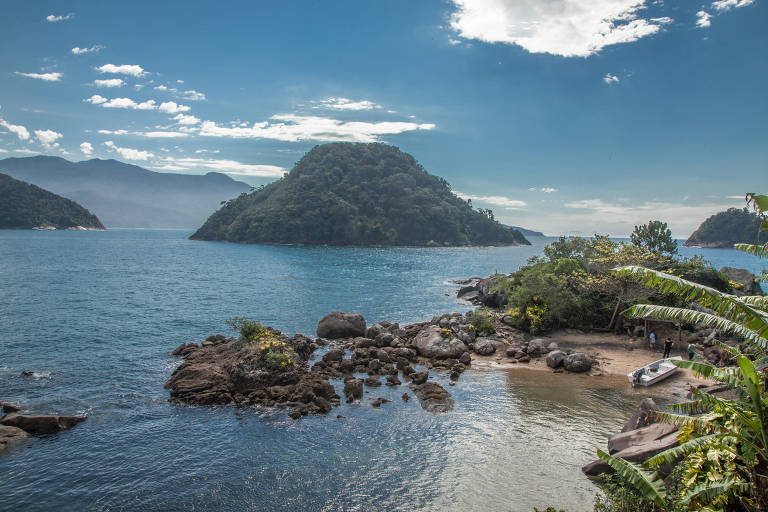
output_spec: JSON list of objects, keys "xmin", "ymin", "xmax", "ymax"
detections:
[
  {"xmin": 631, "ymin": 220, "xmax": 677, "ymax": 256},
  {"xmin": 0, "ymin": 173, "xmax": 104, "ymax": 229},
  {"xmin": 596, "ymin": 193, "xmax": 768, "ymax": 512},
  {"xmin": 191, "ymin": 143, "xmax": 529, "ymax": 246},
  {"xmin": 684, "ymin": 205, "xmax": 765, "ymax": 248},
  {"xmin": 467, "ymin": 307, "xmax": 496, "ymax": 335},
  {"xmin": 226, "ymin": 317, "xmax": 297, "ymax": 372},
  {"xmin": 493, "ymin": 234, "xmax": 730, "ymax": 334}
]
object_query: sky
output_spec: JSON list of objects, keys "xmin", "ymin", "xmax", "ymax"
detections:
[{"xmin": 0, "ymin": 0, "xmax": 765, "ymax": 237}]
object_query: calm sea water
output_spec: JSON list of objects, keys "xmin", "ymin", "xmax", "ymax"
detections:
[{"xmin": 0, "ymin": 231, "xmax": 763, "ymax": 511}]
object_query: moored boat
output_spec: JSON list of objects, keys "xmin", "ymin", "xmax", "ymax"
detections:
[{"xmin": 628, "ymin": 356, "xmax": 682, "ymax": 386}]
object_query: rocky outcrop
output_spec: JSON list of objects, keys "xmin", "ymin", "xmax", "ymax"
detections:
[
  {"xmin": 564, "ymin": 352, "xmax": 592, "ymax": 373},
  {"xmin": 473, "ymin": 338, "xmax": 496, "ymax": 356},
  {"xmin": 317, "ymin": 311, "xmax": 366, "ymax": 339},
  {"xmin": 720, "ymin": 267, "xmax": 761, "ymax": 296},
  {"xmin": 0, "ymin": 413, "xmax": 87, "ymax": 435},
  {"xmin": 455, "ymin": 275, "xmax": 508, "ymax": 307},
  {"xmin": 0, "ymin": 425, "xmax": 30, "ymax": 452},
  {"xmin": 412, "ymin": 325, "xmax": 467, "ymax": 359},
  {"xmin": 409, "ymin": 382, "xmax": 454, "ymax": 413}
]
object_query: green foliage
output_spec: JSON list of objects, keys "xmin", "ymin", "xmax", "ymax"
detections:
[
  {"xmin": 685, "ymin": 207, "xmax": 765, "ymax": 248},
  {"xmin": 631, "ymin": 220, "xmax": 678, "ymax": 256},
  {"xmin": 227, "ymin": 317, "xmax": 297, "ymax": 372},
  {"xmin": 0, "ymin": 173, "xmax": 104, "ymax": 229},
  {"xmin": 467, "ymin": 307, "xmax": 496, "ymax": 335},
  {"xmin": 226, "ymin": 316, "xmax": 270, "ymax": 341},
  {"xmin": 191, "ymin": 143, "xmax": 529, "ymax": 246},
  {"xmin": 596, "ymin": 449, "xmax": 667, "ymax": 507}
]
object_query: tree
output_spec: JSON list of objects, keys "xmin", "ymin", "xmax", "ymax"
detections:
[
  {"xmin": 631, "ymin": 220, "xmax": 677, "ymax": 256},
  {"xmin": 599, "ymin": 193, "xmax": 768, "ymax": 511}
]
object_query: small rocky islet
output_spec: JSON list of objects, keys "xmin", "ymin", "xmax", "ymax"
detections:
[{"xmin": 165, "ymin": 309, "xmax": 596, "ymax": 419}]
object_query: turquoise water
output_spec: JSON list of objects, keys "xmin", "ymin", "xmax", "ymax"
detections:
[{"xmin": 0, "ymin": 231, "xmax": 763, "ymax": 511}]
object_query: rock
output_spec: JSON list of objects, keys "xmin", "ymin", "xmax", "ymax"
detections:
[
  {"xmin": 371, "ymin": 397, "xmax": 390, "ymax": 407},
  {"xmin": 311, "ymin": 379, "xmax": 336, "ymax": 400},
  {"xmin": 527, "ymin": 338, "xmax": 549, "ymax": 356},
  {"xmin": 20, "ymin": 371, "xmax": 34, "ymax": 377},
  {"xmin": 317, "ymin": 311, "xmax": 366, "ymax": 339},
  {"xmin": 287, "ymin": 410, "xmax": 302, "ymax": 420},
  {"xmin": 368, "ymin": 359, "xmax": 381, "ymax": 373},
  {"xmin": 364, "ymin": 376, "xmax": 382, "ymax": 387},
  {"xmin": 501, "ymin": 315, "xmax": 516, "ymax": 326},
  {"xmin": 621, "ymin": 398, "xmax": 661, "ymax": 432},
  {"xmin": 547, "ymin": 342, "xmax": 559, "ymax": 352},
  {"xmin": 545, "ymin": 350, "xmax": 567, "ymax": 369},
  {"xmin": 474, "ymin": 338, "xmax": 496, "ymax": 356},
  {"xmin": 564, "ymin": 352, "xmax": 592, "ymax": 373},
  {"xmin": 374, "ymin": 332, "xmax": 395, "ymax": 347},
  {"xmin": 518, "ymin": 355, "xmax": 530, "ymax": 363},
  {"xmin": 0, "ymin": 425, "xmax": 31, "ymax": 452},
  {"xmin": 365, "ymin": 323, "xmax": 388, "ymax": 339},
  {"xmin": 720, "ymin": 267, "xmax": 761, "ymax": 296},
  {"xmin": 608, "ymin": 423, "xmax": 678, "ymax": 455},
  {"xmin": 582, "ymin": 432, "xmax": 680, "ymax": 476},
  {"xmin": 386, "ymin": 374, "xmax": 401, "ymax": 386},
  {"xmin": 456, "ymin": 328, "xmax": 476, "ymax": 344},
  {"xmin": 172, "ymin": 343, "xmax": 187, "ymax": 355},
  {"xmin": 505, "ymin": 347, "xmax": 517, "ymax": 357},
  {"xmin": 410, "ymin": 382, "xmax": 454, "ymax": 413},
  {"xmin": 412, "ymin": 325, "xmax": 467, "ymax": 359},
  {"xmin": 0, "ymin": 413, "xmax": 87, "ymax": 435},
  {"xmin": 201, "ymin": 340, "xmax": 215, "ymax": 347},
  {"xmin": 450, "ymin": 371, "xmax": 460, "ymax": 381},
  {"xmin": 1, "ymin": 402, "xmax": 22, "ymax": 413},
  {"xmin": 339, "ymin": 359, "xmax": 355, "ymax": 374},
  {"xmin": 322, "ymin": 348, "xmax": 345, "ymax": 363},
  {"xmin": 410, "ymin": 371, "xmax": 429, "ymax": 385},
  {"xmin": 343, "ymin": 379, "xmax": 363, "ymax": 402},
  {"xmin": 459, "ymin": 352, "xmax": 471, "ymax": 365},
  {"xmin": 402, "ymin": 393, "xmax": 410, "ymax": 402}
]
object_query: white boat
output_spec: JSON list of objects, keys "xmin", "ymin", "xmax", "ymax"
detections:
[{"xmin": 628, "ymin": 356, "xmax": 682, "ymax": 386}]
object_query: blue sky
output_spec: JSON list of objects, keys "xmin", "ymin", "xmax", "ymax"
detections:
[{"xmin": 0, "ymin": 0, "xmax": 765, "ymax": 236}]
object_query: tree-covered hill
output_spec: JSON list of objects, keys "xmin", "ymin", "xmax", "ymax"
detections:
[
  {"xmin": 191, "ymin": 143, "xmax": 529, "ymax": 246},
  {"xmin": 0, "ymin": 173, "xmax": 105, "ymax": 230},
  {"xmin": 684, "ymin": 207, "xmax": 765, "ymax": 248}
]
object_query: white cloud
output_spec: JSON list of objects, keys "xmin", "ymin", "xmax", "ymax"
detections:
[
  {"xmin": 696, "ymin": 11, "xmax": 712, "ymax": 27},
  {"xmin": 0, "ymin": 118, "xmax": 30, "ymax": 140},
  {"xmin": 134, "ymin": 84, "xmax": 145, "ymax": 90},
  {"xmin": 80, "ymin": 142, "xmax": 94, "ymax": 156},
  {"xmin": 97, "ymin": 129, "xmax": 129, "ymax": 135},
  {"xmin": 103, "ymin": 140, "xmax": 154, "ymax": 161},
  {"xmin": 85, "ymin": 95, "xmax": 108, "ymax": 105},
  {"xmin": 154, "ymin": 157, "xmax": 286, "ymax": 177},
  {"xmin": 449, "ymin": 0, "xmax": 672, "ymax": 57},
  {"xmin": 711, "ymin": 0, "xmax": 754, "ymax": 11},
  {"xmin": 158, "ymin": 101, "xmax": 190, "ymax": 114},
  {"xmin": 199, "ymin": 115, "xmax": 436, "ymax": 143},
  {"xmin": 138, "ymin": 131, "xmax": 189, "ymax": 138},
  {"xmin": 603, "ymin": 73, "xmax": 620, "ymax": 84},
  {"xmin": 35, "ymin": 129, "xmax": 62, "ymax": 148},
  {"xmin": 182, "ymin": 90, "xmax": 206, "ymax": 101},
  {"xmin": 174, "ymin": 113, "xmax": 200, "ymax": 125},
  {"xmin": 194, "ymin": 149, "xmax": 220, "ymax": 154},
  {"xmin": 85, "ymin": 95, "xmax": 156, "ymax": 110},
  {"xmin": 96, "ymin": 64, "xmax": 147, "ymax": 77},
  {"xmin": 541, "ymin": 187, "xmax": 558, "ymax": 193},
  {"xmin": 154, "ymin": 85, "xmax": 177, "ymax": 93},
  {"xmin": 72, "ymin": 46, "xmax": 104, "ymax": 55},
  {"xmin": 316, "ymin": 97, "xmax": 381, "ymax": 111},
  {"xmin": 176, "ymin": 80, "xmax": 184, "ymax": 84},
  {"xmin": 455, "ymin": 191, "xmax": 527, "ymax": 210},
  {"xmin": 46, "ymin": 14, "xmax": 73, "ymax": 22},
  {"xmin": 13, "ymin": 148, "xmax": 37, "ymax": 155},
  {"xmin": 15, "ymin": 72, "xmax": 63, "ymax": 82},
  {"xmin": 94, "ymin": 78, "xmax": 124, "ymax": 88}
]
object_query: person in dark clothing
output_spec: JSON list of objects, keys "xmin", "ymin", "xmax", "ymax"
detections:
[{"xmin": 663, "ymin": 337, "xmax": 673, "ymax": 358}]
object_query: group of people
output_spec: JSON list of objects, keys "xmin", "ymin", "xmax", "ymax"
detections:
[{"xmin": 648, "ymin": 330, "xmax": 696, "ymax": 360}]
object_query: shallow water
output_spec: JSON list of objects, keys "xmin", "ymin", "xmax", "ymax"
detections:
[{"xmin": 0, "ymin": 230, "xmax": 762, "ymax": 511}]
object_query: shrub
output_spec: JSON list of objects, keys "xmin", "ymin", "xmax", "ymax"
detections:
[{"xmin": 467, "ymin": 307, "xmax": 496, "ymax": 335}]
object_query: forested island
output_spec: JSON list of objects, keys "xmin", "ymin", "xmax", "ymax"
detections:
[
  {"xmin": 684, "ymin": 207, "xmax": 765, "ymax": 247},
  {"xmin": 0, "ymin": 173, "xmax": 104, "ymax": 230},
  {"xmin": 191, "ymin": 143, "xmax": 529, "ymax": 246}
]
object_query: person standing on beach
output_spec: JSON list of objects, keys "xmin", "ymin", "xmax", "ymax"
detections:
[
  {"xmin": 687, "ymin": 342, "xmax": 696, "ymax": 361},
  {"xmin": 649, "ymin": 330, "xmax": 657, "ymax": 352},
  {"xmin": 663, "ymin": 337, "xmax": 673, "ymax": 359}
]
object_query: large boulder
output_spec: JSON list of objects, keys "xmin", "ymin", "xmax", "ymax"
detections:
[
  {"xmin": 0, "ymin": 425, "xmax": 30, "ymax": 452},
  {"xmin": 474, "ymin": 338, "xmax": 496, "ymax": 356},
  {"xmin": 0, "ymin": 413, "xmax": 87, "ymax": 435},
  {"xmin": 527, "ymin": 338, "xmax": 550, "ymax": 356},
  {"xmin": 608, "ymin": 423, "xmax": 678, "ymax": 454},
  {"xmin": 412, "ymin": 325, "xmax": 467, "ymax": 359},
  {"xmin": 621, "ymin": 398, "xmax": 661, "ymax": 432},
  {"xmin": 545, "ymin": 350, "xmax": 567, "ymax": 369},
  {"xmin": 720, "ymin": 267, "xmax": 761, "ymax": 296},
  {"xmin": 317, "ymin": 311, "xmax": 366, "ymax": 339},
  {"xmin": 564, "ymin": 352, "xmax": 592, "ymax": 373},
  {"xmin": 582, "ymin": 432, "xmax": 679, "ymax": 476},
  {"xmin": 409, "ymin": 382, "xmax": 454, "ymax": 413},
  {"xmin": 343, "ymin": 379, "xmax": 363, "ymax": 402}
]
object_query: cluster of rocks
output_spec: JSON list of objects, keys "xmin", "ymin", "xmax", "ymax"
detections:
[
  {"xmin": 582, "ymin": 399, "xmax": 679, "ymax": 477},
  {"xmin": 0, "ymin": 401, "xmax": 87, "ymax": 453},
  {"xmin": 455, "ymin": 275, "xmax": 508, "ymax": 308}
]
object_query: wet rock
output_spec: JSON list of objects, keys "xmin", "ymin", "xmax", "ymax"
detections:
[
  {"xmin": 0, "ymin": 413, "xmax": 87, "ymax": 435},
  {"xmin": 172, "ymin": 343, "xmax": 187, "ymax": 355},
  {"xmin": 0, "ymin": 425, "xmax": 31, "ymax": 452},
  {"xmin": 412, "ymin": 325, "xmax": 467, "ymax": 359},
  {"xmin": 371, "ymin": 397, "xmax": 390, "ymax": 407},
  {"xmin": 287, "ymin": 410, "xmax": 302, "ymax": 420},
  {"xmin": 608, "ymin": 423, "xmax": 678, "ymax": 455},
  {"xmin": 582, "ymin": 432, "xmax": 679, "ymax": 476},
  {"xmin": 311, "ymin": 379, "xmax": 336, "ymax": 400},
  {"xmin": 20, "ymin": 371, "xmax": 34, "ymax": 377},
  {"xmin": 367, "ymin": 359, "xmax": 381, "ymax": 373},
  {"xmin": 564, "ymin": 352, "xmax": 592, "ymax": 373},
  {"xmin": 343, "ymin": 379, "xmax": 363, "ymax": 402},
  {"xmin": 410, "ymin": 371, "xmax": 429, "ymax": 385},
  {"xmin": 365, "ymin": 323, "xmax": 388, "ymax": 339},
  {"xmin": 317, "ymin": 311, "xmax": 366, "ymax": 339},
  {"xmin": 450, "ymin": 371, "xmax": 460, "ymax": 381},
  {"xmin": 322, "ymin": 349, "xmax": 345, "ymax": 363},
  {"xmin": 545, "ymin": 350, "xmax": 567, "ymax": 369},
  {"xmin": 409, "ymin": 382, "xmax": 454, "ymax": 413},
  {"xmin": 401, "ymin": 393, "xmax": 410, "ymax": 402},
  {"xmin": 474, "ymin": 338, "xmax": 496, "ymax": 356},
  {"xmin": 374, "ymin": 332, "xmax": 395, "ymax": 347},
  {"xmin": 313, "ymin": 396, "xmax": 333, "ymax": 414},
  {"xmin": 518, "ymin": 355, "xmax": 530, "ymax": 363},
  {"xmin": 459, "ymin": 352, "xmax": 471, "ymax": 365},
  {"xmin": 1, "ymin": 402, "xmax": 22, "ymax": 413},
  {"xmin": 364, "ymin": 376, "xmax": 382, "ymax": 387},
  {"xmin": 505, "ymin": 347, "xmax": 517, "ymax": 357},
  {"xmin": 339, "ymin": 359, "xmax": 355, "ymax": 374},
  {"xmin": 386, "ymin": 374, "xmax": 401, "ymax": 386}
]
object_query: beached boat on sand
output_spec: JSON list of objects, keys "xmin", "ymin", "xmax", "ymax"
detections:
[{"xmin": 628, "ymin": 356, "xmax": 682, "ymax": 386}]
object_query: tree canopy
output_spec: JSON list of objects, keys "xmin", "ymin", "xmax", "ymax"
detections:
[
  {"xmin": 191, "ymin": 143, "xmax": 529, "ymax": 246},
  {"xmin": 685, "ymin": 207, "xmax": 765, "ymax": 248},
  {"xmin": 0, "ymin": 173, "xmax": 104, "ymax": 229},
  {"xmin": 631, "ymin": 220, "xmax": 677, "ymax": 256}
]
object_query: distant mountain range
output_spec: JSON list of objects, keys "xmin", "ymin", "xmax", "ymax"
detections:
[
  {"xmin": 0, "ymin": 173, "xmax": 104, "ymax": 230},
  {"xmin": 503, "ymin": 225, "xmax": 544, "ymax": 237},
  {"xmin": 0, "ymin": 156, "xmax": 251, "ymax": 229}
]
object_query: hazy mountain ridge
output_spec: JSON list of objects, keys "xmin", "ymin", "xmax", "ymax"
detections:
[
  {"xmin": 0, "ymin": 173, "xmax": 105, "ymax": 230},
  {"xmin": 191, "ymin": 143, "xmax": 530, "ymax": 247},
  {"xmin": 0, "ymin": 156, "xmax": 251, "ymax": 228}
]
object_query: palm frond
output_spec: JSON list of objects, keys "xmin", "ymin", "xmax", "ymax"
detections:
[
  {"xmin": 653, "ymin": 410, "xmax": 720, "ymax": 434},
  {"xmin": 596, "ymin": 449, "xmax": 667, "ymax": 506},
  {"xmin": 673, "ymin": 359, "xmax": 744, "ymax": 387},
  {"xmin": 735, "ymin": 243, "xmax": 768, "ymax": 259},
  {"xmin": 645, "ymin": 433, "xmax": 720, "ymax": 467},
  {"xmin": 679, "ymin": 477, "xmax": 751, "ymax": 506}
]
